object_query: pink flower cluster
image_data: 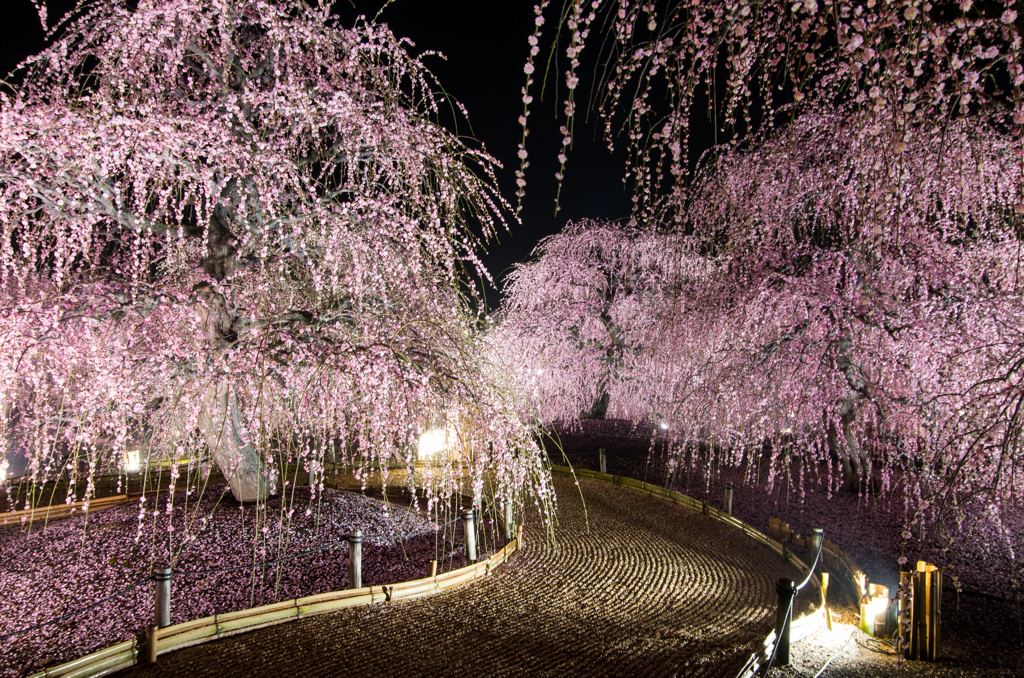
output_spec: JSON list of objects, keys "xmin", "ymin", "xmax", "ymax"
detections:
[{"xmin": 0, "ymin": 0, "xmax": 553, "ymax": 534}]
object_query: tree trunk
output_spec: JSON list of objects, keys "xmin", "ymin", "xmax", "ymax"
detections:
[
  {"xmin": 584, "ymin": 392, "xmax": 610, "ymax": 419},
  {"xmin": 827, "ymin": 405, "xmax": 869, "ymax": 494},
  {"xmin": 193, "ymin": 280, "xmax": 265, "ymax": 503},
  {"xmin": 198, "ymin": 382, "xmax": 266, "ymax": 503}
]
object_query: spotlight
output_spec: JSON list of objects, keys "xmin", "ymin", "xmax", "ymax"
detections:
[
  {"xmin": 124, "ymin": 450, "xmax": 141, "ymax": 473},
  {"xmin": 417, "ymin": 430, "xmax": 446, "ymax": 459}
]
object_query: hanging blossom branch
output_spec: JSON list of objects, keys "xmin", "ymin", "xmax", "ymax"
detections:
[
  {"xmin": 496, "ymin": 111, "xmax": 1024, "ymax": 570},
  {"xmin": 522, "ymin": 0, "xmax": 1024, "ymax": 220},
  {"xmin": 0, "ymin": 0, "xmax": 554, "ymax": 546},
  {"xmin": 669, "ymin": 111, "xmax": 1022, "ymax": 559}
]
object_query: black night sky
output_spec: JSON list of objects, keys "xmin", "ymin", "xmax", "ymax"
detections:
[{"xmin": 1, "ymin": 0, "xmax": 650, "ymax": 307}]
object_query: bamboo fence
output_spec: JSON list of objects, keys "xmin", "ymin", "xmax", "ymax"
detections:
[
  {"xmin": 0, "ymin": 495, "xmax": 131, "ymax": 527},
  {"xmin": 25, "ymin": 533, "xmax": 520, "ymax": 678}
]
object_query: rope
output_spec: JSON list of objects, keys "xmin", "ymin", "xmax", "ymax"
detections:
[
  {"xmin": 796, "ymin": 536, "xmax": 824, "ymax": 592},
  {"xmin": 2, "ymin": 515, "xmax": 466, "ymax": 640},
  {"xmin": 811, "ymin": 628, "xmax": 858, "ymax": 678},
  {"xmin": 0, "ymin": 577, "xmax": 150, "ymax": 641},
  {"xmin": 757, "ymin": 595, "xmax": 795, "ymax": 677},
  {"xmin": 757, "ymin": 537, "xmax": 824, "ymax": 676},
  {"xmin": 175, "ymin": 516, "xmax": 461, "ymax": 577}
]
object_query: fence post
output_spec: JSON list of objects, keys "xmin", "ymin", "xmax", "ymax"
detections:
[
  {"xmin": 599, "ymin": 448, "xmax": 607, "ymax": 474},
  {"xmin": 724, "ymin": 482, "xmax": 733, "ymax": 515},
  {"xmin": 146, "ymin": 625, "xmax": 159, "ymax": 665},
  {"xmin": 462, "ymin": 509, "xmax": 477, "ymax": 562},
  {"xmin": 774, "ymin": 578, "xmax": 797, "ymax": 666},
  {"xmin": 153, "ymin": 565, "xmax": 171, "ymax": 629},
  {"xmin": 810, "ymin": 528, "xmax": 824, "ymax": 573},
  {"xmin": 348, "ymin": 530, "xmax": 363, "ymax": 589}
]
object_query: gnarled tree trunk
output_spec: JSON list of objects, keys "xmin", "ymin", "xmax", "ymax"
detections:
[
  {"xmin": 827, "ymin": 401, "xmax": 870, "ymax": 494},
  {"xmin": 198, "ymin": 382, "xmax": 266, "ymax": 503},
  {"xmin": 194, "ymin": 275, "xmax": 266, "ymax": 503}
]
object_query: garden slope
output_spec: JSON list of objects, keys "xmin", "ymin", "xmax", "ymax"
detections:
[{"xmin": 118, "ymin": 475, "xmax": 809, "ymax": 678}]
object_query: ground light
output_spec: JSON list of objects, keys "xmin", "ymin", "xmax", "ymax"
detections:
[
  {"xmin": 124, "ymin": 450, "xmax": 141, "ymax": 473},
  {"xmin": 860, "ymin": 583, "xmax": 890, "ymax": 637},
  {"xmin": 417, "ymin": 429, "xmax": 446, "ymax": 460}
]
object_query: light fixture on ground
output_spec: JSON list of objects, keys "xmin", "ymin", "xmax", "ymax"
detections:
[
  {"xmin": 417, "ymin": 429, "xmax": 446, "ymax": 460},
  {"xmin": 860, "ymin": 583, "xmax": 890, "ymax": 636},
  {"xmin": 124, "ymin": 450, "xmax": 141, "ymax": 473}
]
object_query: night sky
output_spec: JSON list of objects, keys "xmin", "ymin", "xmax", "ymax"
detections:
[{"xmin": 1, "ymin": 0, "xmax": 645, "ymax": 307}]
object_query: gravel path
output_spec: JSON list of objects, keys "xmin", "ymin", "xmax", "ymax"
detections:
[
  {"xmin": 772, "ymin": 592, "xmax": 1024, "ymax": 678},
  {"xmin": 117, "ymin": 475, "xmax": 812, "ymax": 678}
]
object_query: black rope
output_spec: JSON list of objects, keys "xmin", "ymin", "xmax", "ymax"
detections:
[
  {"xmin": 175, "ymin": 516, "xmax": 461, "ymax": 577},
  {"xmin": 0, "ymin": 577, "xmax": 150, "ymax": 641},
  {"xmin": 757, "ymin": 595, "xmax": 796, "ymax": 677},
  {"xmin": 611, "ymin": 453, "xmax": 645, "ymax": 472},
  {"xmin": 3, "ymin": 515, "xmax": 467, "ymax": 640},
  {"xmin": 757, "ymin": 537, "xmax": 824, "ymax": 676},
  {"xmin": 796, "ymin": 536, "xmax": 824, "ymax": 593}
]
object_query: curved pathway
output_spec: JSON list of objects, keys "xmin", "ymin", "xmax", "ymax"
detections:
[{"xmin": 118, "ymin": 475, "xmax": 810, "ymax": 678}]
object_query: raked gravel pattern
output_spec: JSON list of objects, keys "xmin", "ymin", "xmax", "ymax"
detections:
[{"xmin": 117, "ymin": 475, "xmax": 814, "ymax": 678}]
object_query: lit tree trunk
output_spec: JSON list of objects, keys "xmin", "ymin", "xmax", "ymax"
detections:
[
  {"xmin": 585, "ymin": 391, "xmax": 610, "ymax": 419},
  {"xmin": 193, "ymin": 276, "xmax": 266, "ymax": 503},
  {"xmin": 827, "ymin": 403, "xmax": 869, "ymax": 494},
  {"xmin": 829, "ymin": 330, "xmax": 871, "ymax": 494},
  {"xmin": 198, "ymin": 382, "xmax": 266, "ymax": 503}
]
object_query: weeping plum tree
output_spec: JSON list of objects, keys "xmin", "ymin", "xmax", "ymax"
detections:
[
  {"xmin": 519, "ymin": 0, "xmax": 1024, "ymax": 218},
  {"xmin": 669, "ymin": 112, "xmax": 1024, "ymax": 499},
  {"xmin": 0, "ymin": 0, "xmax": 552, "ymax": 516},
  {"xmin": 493, "ymin": 218, "xmax": 714, "ymax": 424},
  {"xmin": 512, "ymin": 1, "xmax": 1024, "ymax": 512}
]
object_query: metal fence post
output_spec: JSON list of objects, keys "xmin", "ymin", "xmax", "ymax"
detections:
[
  {"xmin": 810, "ymin": 528, "xmax": 824, "ymax": 569},
  {"xmin": 775, "ymin": 578, "xmax": 797, "ymax": 665},
  {"xmin": 462, "ymin": 509, "xmax": 477, "ymax": 562},
  {"xmin": 153, "ymin": 566, "xmax": 171, "ymax": 629},
  {"xmin": 599, "ymin": 448, "xmax": 607, "ymax": 474},
  {"xmin": 348, "ymin": 530, "xmax": 363, "ymax": 589},
  {"xmin": 724, "ymin": 482, "xmax": 734, "ymax": 515}
]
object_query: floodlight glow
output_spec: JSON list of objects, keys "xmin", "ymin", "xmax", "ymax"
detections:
[
  {"xmin": 124, "ymin": 450, "xmax": 140, "ymax": 473},
  {"xmin": 869, "ymin": 584, "xmax": 890, "ymax": 615},
  {"xmin": 418, "ymin": 429, "xmax": 446, "ymax": 459},
  {"xmin": 660, "ymin": 422, "xmax": 669, "ymax": 430}
]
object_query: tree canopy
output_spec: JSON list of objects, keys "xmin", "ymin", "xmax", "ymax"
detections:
[{"xmin": 0, "ymin": 0, "xmax": 551, "ymax": 516}]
